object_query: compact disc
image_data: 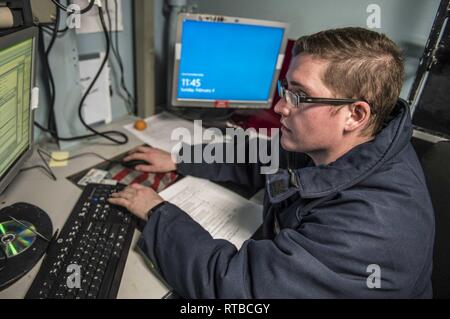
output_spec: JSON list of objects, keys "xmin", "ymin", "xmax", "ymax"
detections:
[
  {"xmin": 0, "ymin": 203, "xmax": 53, "ymax": 292},
  {"xmin": 0, "ymin": 220, "xmax": 37, "ymax": 258}
]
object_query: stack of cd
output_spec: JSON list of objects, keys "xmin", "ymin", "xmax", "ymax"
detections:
[
  {"xmin": 0, "ymin": 220, "xmax": 37, "ymax": 258},
  {"xmin": 0, "ymin": 203, "xmax": 53, "ymax": 292}
]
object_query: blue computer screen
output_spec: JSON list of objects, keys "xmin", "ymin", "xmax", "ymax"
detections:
[{"xmin": 177, "ymin": 20, "xmax": 285, "ymax": 102}]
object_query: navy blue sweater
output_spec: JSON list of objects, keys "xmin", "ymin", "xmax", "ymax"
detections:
[{"xmin": 138, "ymin": 100, "xmax": 435, "ymax": 298}]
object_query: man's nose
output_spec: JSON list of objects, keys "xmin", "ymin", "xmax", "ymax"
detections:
[{"xmin": 274, "ymin": 99, "xmax": 291, "ymax": 118}]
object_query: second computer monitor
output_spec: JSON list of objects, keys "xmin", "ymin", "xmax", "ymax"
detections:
[
  {"xmin": 0, "ymin": 27, "xmax": 37, "ymax": 195},
  {"xmin": 171, "ymin": 13, "xmax": 289, "ymax": 110}
]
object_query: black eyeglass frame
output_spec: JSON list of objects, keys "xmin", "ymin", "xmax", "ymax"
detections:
[{"xmin": 278, "ymin": 79, "xmax": 371, "ymax": 109}]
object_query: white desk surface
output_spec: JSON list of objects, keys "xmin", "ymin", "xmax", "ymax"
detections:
[{"xmin": 0, "ymin": 117, "xmax": 171, "ymax": 299}]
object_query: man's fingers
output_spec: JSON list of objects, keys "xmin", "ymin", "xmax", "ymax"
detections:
[
  {"xmin": 127, "ymin": 146, "xmax": 151, "ymax": 156},
  {"xmin": 130, "ymin": 183, "xmax": 147, "ymax": 190},
  {"xmin": 108, "ymin": 197, "xmax": 130, "ymax": 208},
  {"xmin": 122, "ymin": 187, "xmax": 137, "ymax": 195},
  {"xmin": 121, "ymin": 191, "xmax": 137, "ymax": 201},
  {"xmin": 111, "ymin": 191, "xmax": 134, "ymax": 201},
  {"xmin": 123, "ymin": 153, "xmax": 148, "ymax": 162},
  {"xmin": 111, "ymin": 187, "xmax": 137, "ymax": 200},
  {"xmin": 135, "ymin": 164, "xmax": 156, "ymax": 172},
  {"xmin": 135, "ymin": 146, "xmax": 153, "ymax": 154}
]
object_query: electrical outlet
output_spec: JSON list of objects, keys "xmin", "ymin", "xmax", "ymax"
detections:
[{"xmin": 30, "ymin": 0, "xmax": 56, "ymax": 25}]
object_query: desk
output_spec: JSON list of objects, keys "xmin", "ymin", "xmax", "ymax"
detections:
[{"xmin": 0, "ymin": 117, "xmax": 170, "ymax": 299}]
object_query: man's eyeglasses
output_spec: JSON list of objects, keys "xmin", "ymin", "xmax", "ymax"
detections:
[{"xmin": 277, "ymin": 79, "xmax": 368, "ymax": 109}]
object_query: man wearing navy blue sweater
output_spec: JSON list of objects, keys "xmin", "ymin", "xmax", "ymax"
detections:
[{"xmin": 109, "ymin": 27, "xmax": 435, "ymax": 298}]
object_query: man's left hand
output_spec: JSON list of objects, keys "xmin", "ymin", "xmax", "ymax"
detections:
[{"xmin": 108, "ymin": 183, "xmax": 164, "ymax": 221}]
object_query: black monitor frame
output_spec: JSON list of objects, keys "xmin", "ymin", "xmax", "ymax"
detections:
[
  {"xmin": 171, "ymin": 13, "xmax": 289, "ymax": 110},
  {"xmin": 0, "ymin": 27, "xmax": 38, "ymax": 195}
]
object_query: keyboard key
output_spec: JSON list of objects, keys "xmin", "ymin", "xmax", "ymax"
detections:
[{"xmin": 25, "ymin": 184, "xmax": 135, "ymax": 299}]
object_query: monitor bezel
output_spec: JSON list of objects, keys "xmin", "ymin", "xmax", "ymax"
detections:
[
  {"xmin": 171, "ymin": 13, "xmax": 289, "ymax": 110},
  {"xmin": 0, "ymin": 27, "xmax": 38, "ymax": 195}
]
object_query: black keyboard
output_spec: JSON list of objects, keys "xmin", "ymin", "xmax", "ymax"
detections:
[{"xmin": 26, "ymin": 183, "xmax": 136, "ymax": 299}]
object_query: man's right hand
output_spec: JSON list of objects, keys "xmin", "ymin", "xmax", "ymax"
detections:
[{"xmin": 123, "ymin": 146, "xmax": 176, "ymax": 173}]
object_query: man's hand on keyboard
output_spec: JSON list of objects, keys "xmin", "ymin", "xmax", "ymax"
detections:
[
  {"xmin": 123, "ymin": 146, "xmax": 176, "ymax": 173},
  {"xmin": 108, "ymin": 183, "xmax": 164, "ymax": 221}
]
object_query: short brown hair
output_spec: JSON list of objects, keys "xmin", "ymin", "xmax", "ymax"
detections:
[{"xmin": 293, "ymin": 27, "xmax": 404, "ymax": 135}]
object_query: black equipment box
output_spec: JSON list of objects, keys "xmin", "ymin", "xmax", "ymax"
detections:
[{"xmin": 410, "ymin": 0, "xmax": 450, "ymax": 139}]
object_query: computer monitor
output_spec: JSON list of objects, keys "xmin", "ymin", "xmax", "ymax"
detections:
[
  {"xmin": 171, "ymin": 13, "xmax": 289, "ymax": 110},
  {"xmin": 0, "ymin": 27, "xmax": 37, "ymax": 195}
]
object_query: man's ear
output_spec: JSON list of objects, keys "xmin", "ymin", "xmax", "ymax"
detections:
[{"xmin": 343, "ymin": 102, "xmax": 372, "ymax": 133}]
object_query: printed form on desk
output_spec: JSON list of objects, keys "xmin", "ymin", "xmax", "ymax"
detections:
[
  {"xmin": 124, "ymin": 112, "xmax": 202, "ymax": 153},
  {"xmin": 158, "ymin": 176, "xmax": 263, "ymax": 249},
  {"xmin": 124, "ymin": 111, "xmax": 265, "ymax": 154}
]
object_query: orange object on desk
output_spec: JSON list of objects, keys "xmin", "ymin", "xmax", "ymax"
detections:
[{"xmin": 134, "ymin": 119, "xmax": 148, "ymax": 131}]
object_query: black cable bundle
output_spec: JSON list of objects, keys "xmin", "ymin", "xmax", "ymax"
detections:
[
  {"xmin": 35, "ymin": 0, "xmax": 129, "ymax": 145},
  {"xmin": 50, "ymin": 0, "xmax": 95, "ymax": 14}
]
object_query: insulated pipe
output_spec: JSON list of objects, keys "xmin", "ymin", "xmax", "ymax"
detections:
[
  {"xmin": 166, "ymin": 0, "xmax": 188, "ymax": 108},
  {"xmin": 0, "ymin": 7, "xmax": 14, "ymax": 28}
]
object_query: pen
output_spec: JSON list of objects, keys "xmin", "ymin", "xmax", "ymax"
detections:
[
  {"xmin": 8, "ymin": 215, "xmax": 51, "ymax": 243},
  {"xmin": 46, "ymin": 229, "xmax": 60, "ymax": 254}
]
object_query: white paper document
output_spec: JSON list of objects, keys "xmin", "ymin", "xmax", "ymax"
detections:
[
  {"xmin": 159, "ymin": 176, "xmax": 263, "ymax": 249},
  {"xmin": 79, "ymin": 53, "xmax": 112, "ymax": 125},
  {"xmin": 124, "ymin": 112, "xmax": 203, "ymax": 153},
  {"xmin": 124, "ymin": 112, "xmax": 268, "ymax": 155}
]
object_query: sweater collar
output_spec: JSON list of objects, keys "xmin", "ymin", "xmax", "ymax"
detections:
[{"xmin": 292, "ymin": 99, "xmax": 412, "ymax": 199}]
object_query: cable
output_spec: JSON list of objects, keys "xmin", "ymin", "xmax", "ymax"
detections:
[
  {"xmin": 37, "ymin": 18, "xmax": 66, "ymax": 34},
  {"xmin": 50, "ymin": 0, "xmax": 95, "ymax": 14},
  {"xmin": 34, "ymin": 1, "xmax": 129, "ymax": 145},
  {"xmin": 39, "ymin": 14, "xmax": 73, "ymax": 34},
  {"xmin": 45, "ymin": 7, "xmax": 61, "ymax": 134},
  {"xmin": 34, "ymin": 4, "xmax": 71, "ymax": 136},
  {"xmin": 36, "ymin": 26, "xmax": 55, "ymax": 133},
  {"xmin": 34, "ymin": 1, "xmax": 77, "ymax": 137},
  {"xmin": 74, "ymin": 5, "xmax": 128, "ymax": 145},
  {"xmin": 38, "ymin": 148, "xmax": 120, "ymax": 165},
  {"xmin": 104, "ymin": 0, "xmax": 130, "ymax": 111},
  {"xmin": 37, "ymin": 25, "xmax": 54, "ymax": 36},
  {"xmin": 113, "ymin": 0, "xmax": 135, "ymax": 112},
  {"xmin": 19, "ymin": 148, "xmax": 122, "ymax": 182},
  {"xmin": 20, "ymin": 150, "xmax": 58, "ymax": 181},
  {"xmin": 37, "ymin": 149, "xmax": 58, "ymax": 180},
  {"xmin": 20, "ymin": 165, "xmax": 57, "ymax": 180},
  {"xmin": 104, "ymin": 0, "xmax": 135, "ymax": 114}
]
